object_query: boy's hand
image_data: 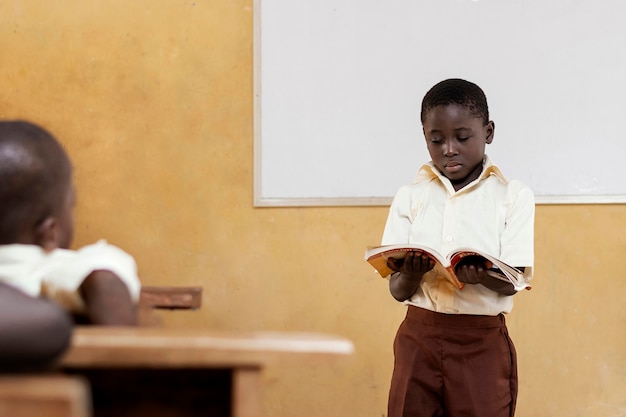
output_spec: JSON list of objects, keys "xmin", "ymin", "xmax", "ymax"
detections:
[
  {"xmin": 454, "ymin": 255, "xmax": 516, "ymax": 295},
  {"xmin": 387, "ymin": 251, "xmax": 435, "ymax": 302},
  {"xmin": 387, "ymin": 251, "xmax": 435, "ymax": 280},
  {"xmin": 454, "ymin": 255, "xmax": 492, "ymax": 285}
]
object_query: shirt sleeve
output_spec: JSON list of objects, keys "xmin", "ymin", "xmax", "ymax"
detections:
[
  {"xmin": 381, "ymin": 185, "xmax": 414, "ymax": 245},
  {"xmin": 500, "ymin": 180, "xmax": 535, "ymax": 279},
  {"xmin": 41, "ymin": 240, "xmax": 142, "ymax": 313}
]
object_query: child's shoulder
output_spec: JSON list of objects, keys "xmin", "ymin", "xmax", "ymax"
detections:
[
  {"xmin": 392, "ymin": 179, "xmax": 437, "ymax": 200},
  {"xmin": 42, "ymin": 240, "xmax": 142, "ymax": 311},
  {"xmin": 506, "ymin": 178, "xmax": 532, "ymax": 191},
  {"xmin": 75, "ymin": 240, "xmax": 135, "ymax": 262},
  {"xmin": 490, "ymin": 178, "xmax": 535, "ymax": 209},
  {"xmin": 505, "ymin": 178, "xmax": 534, "ymax": 198},
  {"xmin": 484, "ymin": 160, "xmax": 534, "ymax": 201},
  {"xmin": 71, "ymin": 240, "xmax": 140, "ymax": 289}
]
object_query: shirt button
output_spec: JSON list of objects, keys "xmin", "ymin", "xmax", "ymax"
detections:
[{"xmin": 446, "ymin": 236, "xmax": 453, "ymax": 242}]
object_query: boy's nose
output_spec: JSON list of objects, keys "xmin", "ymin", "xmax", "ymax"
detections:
[{"xmin": 444, "ymin": 142, "xmax": 457, "ymax": 156}]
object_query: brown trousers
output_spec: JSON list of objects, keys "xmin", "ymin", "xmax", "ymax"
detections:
[{"xmin": 388, "ymin": 306, "xmax": 518, "ymax": 417}]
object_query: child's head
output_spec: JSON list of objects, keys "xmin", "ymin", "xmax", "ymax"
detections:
[
  {"xmin": 421, "ymin": 78, "xmax": 490, "ymax": 125},
  {"xmin": 0, "ymin": 121, "xmax": 75, "ymax": 250},
  {"xmin": 420, "ymin": 79, "xmax": 494, "ymax": 190}
]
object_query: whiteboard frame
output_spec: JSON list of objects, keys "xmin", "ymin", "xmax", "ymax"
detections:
[
  {"xmin": 252, "ymin": 0, "xmax": 626, "ymax": 207},
  {"xmin": 253, "ymin": 195, "xmax": 626, "ymax": 208}
]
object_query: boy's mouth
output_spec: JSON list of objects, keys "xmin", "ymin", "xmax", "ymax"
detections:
[{"xmin": 444, "ymin": 161, "xmax": 462, "ymax": 173}]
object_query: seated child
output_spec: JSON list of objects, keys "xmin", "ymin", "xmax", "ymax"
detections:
[
  {"xmin": 0, "ymin": 120, "xmax": 141, "ymax": 325},
  {"xmin": 0, "ymin": 281, "xmax": 73, "ymax": 372}
]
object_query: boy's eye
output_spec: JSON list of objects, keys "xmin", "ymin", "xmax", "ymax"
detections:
[
  {"xmin": 457, "ymin": 137, "xmax": 469, "ymax": 142},
  {"xmin": 430, "ymin": 138, "xmax": 443, "ymax": 144}
]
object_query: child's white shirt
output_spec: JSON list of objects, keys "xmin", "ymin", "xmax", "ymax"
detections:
[
  {"xmin": 382, "ymin": 156, "xmax": 535, "ymax": 315},
  {"xmin": 0, "ymin": 240, "xmax": 141, "ymax": 313}
]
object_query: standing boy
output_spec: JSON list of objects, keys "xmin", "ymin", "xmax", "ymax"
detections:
[
  {"xmin": 0, "ymin": 120, "xmax": 141, "ymax": 326},
  {"xmin": 382, "ymin": 79, "xmax": 534, "ymax": 417}
]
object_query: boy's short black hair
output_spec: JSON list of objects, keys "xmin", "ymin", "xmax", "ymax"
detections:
[
  {"xmin": 420, "ymin": 78, "xmax": 490, "ymax": 125},
  {"xmin": 0, "ymin": 121, "xmax": 71, "ymax": 244}
]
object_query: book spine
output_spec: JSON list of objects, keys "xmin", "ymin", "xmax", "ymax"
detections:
[{"xmin": 444, "ymin": 266, "xmax": 464, "ymax": 290}]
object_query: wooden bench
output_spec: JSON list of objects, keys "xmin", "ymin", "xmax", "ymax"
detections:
[{"xmin": 0, "ymin": 375, "xmax": 92, "ymax": 417}]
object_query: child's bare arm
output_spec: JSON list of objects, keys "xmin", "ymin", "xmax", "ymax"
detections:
[
  {"xmin": 388, "ymin": 252, "xmax": 435, "ymax": 301},
  {"xmin": 79, "ymin": 270, "xmax": 137, "ymax": 325},
  {"xmin": 0, "ymin": 282, "xmax": 73, "ymax": 371}
]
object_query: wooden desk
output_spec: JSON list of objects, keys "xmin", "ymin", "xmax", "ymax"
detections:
[
  {"xmin": 61, "ymin": 327, "xmax": 353, "ymax": 417},
  {"xmin": 139, "ymin": 286, "xmax": 203, "ymax": 310}
]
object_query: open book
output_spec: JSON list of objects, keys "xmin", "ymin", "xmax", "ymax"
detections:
[{"xmin": 364, "ymin": 243, "xmax": 531, "ymax": 291}]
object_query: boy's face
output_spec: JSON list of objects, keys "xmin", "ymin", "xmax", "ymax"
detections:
[{"xmin": 422, "ymin": 104, "xmax": 494, "ymax": 190}]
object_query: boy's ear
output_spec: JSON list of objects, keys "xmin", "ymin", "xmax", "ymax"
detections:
[
  {"xmin": 35, "ymin": 217, "xmax": 59, "ymax": 252},
  {"xmin": 485, "ymin": 121, "xmax": 495, "ymax": 144}
]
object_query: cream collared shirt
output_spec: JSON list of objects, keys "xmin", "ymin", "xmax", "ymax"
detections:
[
  {"xmin": 0, "ymin": 240, "xmax": 142, "ymax": 313},
  {"xmin": 382, "ymin": 156, "xmax": 534, "ymax": 315}
]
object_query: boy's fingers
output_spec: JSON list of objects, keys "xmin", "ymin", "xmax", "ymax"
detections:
[
  {"xmin": 406, "ymin": 252, "xmax": 432, "ymax": 272},
  {"xmin": 387, "ymin": 258, "xmax": 401, "ymax": 271}
]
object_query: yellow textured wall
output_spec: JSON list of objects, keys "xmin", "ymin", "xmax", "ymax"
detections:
[{"xmin": 1, "ymin": 2, "xmax": 624, "ymax": 416}]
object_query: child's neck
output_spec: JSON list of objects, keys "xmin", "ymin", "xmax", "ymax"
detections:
[{"xmin": 450, "ymin": 161, "xmax": 484, "ymax": 191}]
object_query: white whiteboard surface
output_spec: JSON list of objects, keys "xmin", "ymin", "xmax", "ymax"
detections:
[{"xmin": 254, "ymin": 0, "xmax": 626, "ymax": 206}]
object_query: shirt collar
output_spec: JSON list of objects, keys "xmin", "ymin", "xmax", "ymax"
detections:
[{"xmin": 414, "ymin": 155, "xmax": 508, "ymax": 193}]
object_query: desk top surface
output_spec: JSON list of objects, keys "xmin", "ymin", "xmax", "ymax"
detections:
[{"xmin": 62, "ymin": 326, "xmax": 354, "ymax": 368}]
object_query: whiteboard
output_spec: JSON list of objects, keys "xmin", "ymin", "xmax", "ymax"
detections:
[{"xmin": 254, "ymin": 0, "xmax": 626, "ymax": 206}]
